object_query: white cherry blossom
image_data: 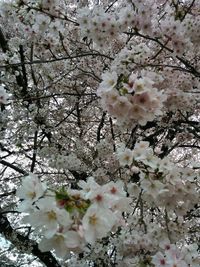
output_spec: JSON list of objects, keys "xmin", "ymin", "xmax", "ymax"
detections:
[
  {"xmin": 82, "ymin": 206, "xmax": 117, "ymax": 244},
  {"xmin": 16, "ymin": 174, "xmax": 46, "ymax": 211}
]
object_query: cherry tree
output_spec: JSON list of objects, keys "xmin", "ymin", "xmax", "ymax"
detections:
[{"xmin": 0, "ymin": 0, "xmax": 199, "ymax": 266}]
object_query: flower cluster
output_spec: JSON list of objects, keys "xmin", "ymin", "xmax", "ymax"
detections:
[
  {"xmin": 16, "ymin": 174, "xmax": 130, "ymax": 258},
  {"xmin": 117, "ymin": 141, "xmax": 199, "ymax": 215},
  {"xmin": 77, "ymin": 7, "xmax": 119, "ymax": 47},
  {"xmin": 152, "ymin": 242, "xmax": 200, "ymax": 267},
  {"xmin": 49, "ymin": 153, "xmax": 87, "ymax": 172},
  {"xmin": 115, "ymin": 229, "xmax": 200, "ymax": 267},
  {"xmin": 97, "ymin": 71, "xmax": 166, "ymax": 126},
  {"xmin": 111, "ymin": 43, "xmax": 152, "ymax": 76},
  {"xmin": 118, "ymin": 2, "xmax": 153, "ymax": 35},
  {"xmin": 77, "ymin": 2, "xmax": 154, "ymax": 47},
  {"xmin": 159, "ymin": 17, "xmax": 190, "ymax": 56}
]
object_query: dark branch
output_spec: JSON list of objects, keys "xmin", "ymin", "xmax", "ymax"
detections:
[
  {"xmin": 0, "ymin": 212, "xmax": 62, "ymax": 267},
  {"xmin": 97, "ymin": 112, "xmax": 106, "ymax": 142},
  {"xmin": 0, "ymin": 160, "xmax": 28, "ymax": 175}
]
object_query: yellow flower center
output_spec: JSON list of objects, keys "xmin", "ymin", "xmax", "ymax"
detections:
[
  {"xmin": 27, "ymin": 191, "xmax": 36, "ymax": 200},
  {"xmin": 109, "ymin": 80, "xmax": 115, "ymax": 86},
  {"xmin": 89, "ymin": 214, "xmax": 98, "ymax": 225},
  {"xmin": 47, "ymin": 211, "xmax": 57, "ymax": 221}
]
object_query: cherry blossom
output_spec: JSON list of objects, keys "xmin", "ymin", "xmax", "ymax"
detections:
[
  {"xmin": 23, "ymin": 197, "xmax": 72, "ymax": 238},
  {"xmin": 82, "ymin": 205, "xmax": 117, "ymax": 244},
  {"xmin": 16, "ymin": 173, "xmax": 47, "ymax": 211},
  {"xmin": 0, "ymin": 0, "xmax": 200, "ymax": 266}
]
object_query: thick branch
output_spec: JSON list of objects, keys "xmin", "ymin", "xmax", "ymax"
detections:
[
  {"xmin": 0, "ymin": 27, "xmax": 9, "ymax": 52},
  {"xmin": 0, "ymin": 212, "xmax": 61, "ymax": 267},
  {"xmin": 97, "ymin": 112, "xmax": 106, "ymax": 142},
  {"xmin": 0, "ymin": 160, "xmax": 28, "ymax": 175},
  {"xmin": 30, "ymin": 130, "xmax": 38, "ymax": 172}
]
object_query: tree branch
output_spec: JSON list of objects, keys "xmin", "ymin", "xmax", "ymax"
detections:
[
  {"xmin": 0, "ymin": 212, "xmax": 62, "ymax": 267},
  {"xmin": 0, "ymin": 160, "xmax": 28, "ymax": 175}
]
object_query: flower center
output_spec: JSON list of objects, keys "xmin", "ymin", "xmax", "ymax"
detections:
[
  {"xmin": 89, "ymin": 214, "xmax": 98, "ymax": 225},
  {"xmin": 95, "ymin": 194, "xmax": 103, "ymax": 202},
  {"xmin": 47, "ymin": 211, "xmax": 57, "ymax": 221},
  {"xmin": 111, "ymin": 187, "xmax": 117, "ymax": 194},
  {"xmin": 160, "ymin": 259, "xmax": 166, "ymax": 265},
  {"xmin": 27, "ymin": 191, "xmax": 36, "ymax": 200}
]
